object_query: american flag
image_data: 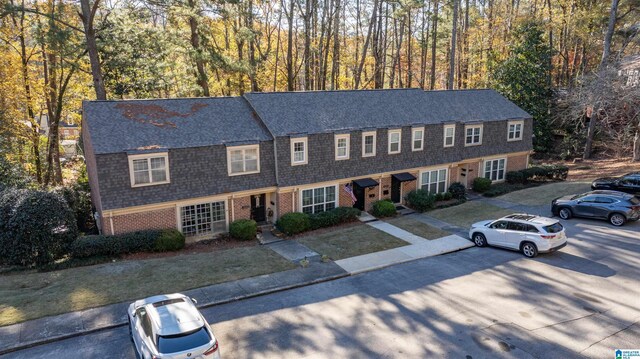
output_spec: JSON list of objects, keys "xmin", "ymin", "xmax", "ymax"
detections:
[{"xmin": 343, "ymin": 184, "xmax": 357, "ymax": 204}]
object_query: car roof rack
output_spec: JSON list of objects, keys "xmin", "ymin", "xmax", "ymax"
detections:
[{"xmin": 504, "ymin": 214, "xmax": 538, "ymax": 221}]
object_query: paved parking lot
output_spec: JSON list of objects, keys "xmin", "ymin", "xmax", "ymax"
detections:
[{"xmin": 5, "ymin": 213, "xmax": 639, "ymax": 359}]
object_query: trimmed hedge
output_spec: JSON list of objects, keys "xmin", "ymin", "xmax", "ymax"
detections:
[
  {"xmin": 506, "ymin": 164, "xmax": 569, "ymax": 185},
  {"xmin": 0, "ymin": 189, "xmax": 78, "ymax": 266},
  {"xmin": 229, "ymin": 219, "xmax": 257, "ymax": 241},
  {"xmin": 473, "ymin": 177, "xmax": 492, "ymax": 192},
  {"xmin": 405, "ymin": 189, "xmax": 436, "ymax": 212},
  {"xmin": 372, "ymin": 200, "xmax": 396, "ymax": 217},
  {"xmin": 276, "ymin": 212, "xmax": 310, "ymax": 235},
  {"xmin": 70, "ymin": 229, "xmax": 185, "ymax": 258},
  {"xmin": 309, "ymin": 211, "xmax": 339, "ymax": 230},
  {"xmin": 448, "ymin": 182, "xmax": 466, "ymax": 199},
  {"xmin": 331, "ymin": 206, "xmax": 361, "ymax": 222}
]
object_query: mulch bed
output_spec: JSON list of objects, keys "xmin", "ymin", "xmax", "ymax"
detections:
[{"xmin": 122, "ymin": 235, "xmax": 257, "ymax": 261}]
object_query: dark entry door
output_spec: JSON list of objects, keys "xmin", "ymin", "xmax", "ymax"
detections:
[
  {"xmin": 391, "ymin": 176, "xmax": 401, "ymax": 203},
  {"xmin": 352, "ymin": 184, "xmax": 366, "ymax": 210},
  {"xmin": 251, "ymin": 194, "xmax": 266, "ymax": 222}
]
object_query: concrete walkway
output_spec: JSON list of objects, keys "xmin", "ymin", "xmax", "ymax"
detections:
[{"xmin": 266, "ymin": 240, "xmax": 320, "ymax": 262}]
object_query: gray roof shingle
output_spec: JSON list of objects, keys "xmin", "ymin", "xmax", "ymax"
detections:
[
  {"xmin": 243, "ymin": 88, "xmax": 530, "ymax": 136},
  {"xmin": 83, "ymin": 97, "xmax": 271, "ymax": 154}
]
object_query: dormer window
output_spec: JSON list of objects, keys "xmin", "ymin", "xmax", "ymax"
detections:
[
  {"xmin": 465, "ymin": 125, "xmax": 483, "ymax": 146},
  {"xmin": 227, "ymin": 145, "xmax": 260, "ymax": 176},
  {"xmin": 335, "ymin": 134, "xmax": 350, "ymax": 160},
  {"xmin": 388, "ymin": 129, "xmax": 402, "ymax": 154},
  {"xmin": 291, "ymin": 137, "xmax": 308, "ymax": 165},
  {"xmin": 508, "ymin": 120, "xmax": 523, "ymax": 141},
  {"xmin": 128, "ymin": 153, "xmax": 170, "ymax": 187}
]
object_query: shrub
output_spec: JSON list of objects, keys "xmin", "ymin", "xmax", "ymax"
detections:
[
  {"xmin": 542, "ymin": 164, "xmax": 569, "ymax": 180},
  {"xmin": 276, "ymin": 212, "xmax": 310, "ymax": 235},
  {"xmin": 70, "ymin": 229, "xmax": 185, "ymax": 258},
  {"xmin": 443, "ymin": 192, "xmax": 453, "ymax": 200},
  {"xmin": 229, "ymin": 219, "xmax": 257, "ymax": 241},
  {"xmin": 448, "ymin": 182, "xmax": 466, "ymax": 199},
  {"xmin": 309, "ymin": 211, "xmax": 339, "ymax": 230},
  {"xmin": 372, "ymin": 199, "xmax": 397, "ymax": 217},
  {"xmin": 473, "ymin": 177, "xmax": 492, "ymax": 192},
  {"xmin": 332, "ymin": 207, "xmax": 361, "ymax": 223},
  {"xmin": 0, "ymin": 190, "xmax": 78, "ymax": 266},
  {"xmin": 57, "ymin": 186, "xmax": 95, "ymax": 234},
  {"xmin": 506, "ymin": 171, "xmax": 526, "ymax": 184},
  {"xmin": 484, "ymin": 183, "xmax": 529, "ymax": 197},
  {"xmin": 434, "ymin": 192, "xmax": 444, "ymax": 201},
  {"xmin": 154, "ymin": 229, "xmax": 186, "ymax": 250},
  {"xmin": 405, "ymin": 189, "xmax": 436, "ymax": 212}
]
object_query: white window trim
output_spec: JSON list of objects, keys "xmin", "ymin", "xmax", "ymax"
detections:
[
  {"xmin": 418, "ymin": 167, "xmax": 449, "ymax": 194},
  {"xmin": 299, "ymin": 184, "xmax": 339, "ymax": 214},
  {"xmin": 464, "ymin": 124, "xmax": 483, "ymax": 146},
  {"xmin": 483, "ymin": 157, "xmax": 508, "ymax": 182},
  {"xmin": 128, "ymin": 153, "xmax": 170, "ymax": 188},
  {"xmin": 507, "ymin": 120, "xmax": 524, "ymax": 142},
  {"xmin": 335, "ymin": 134, "xmax": 350, "ymax": 160},
  {"xmin": 362, "ymin": 131, "xmax": 377, "ymax": 157},
  {"xmin": 443, "ymin": 124, "xmax": 456, "ymax": 148},
  {"xmin": 226, "ymin": 144, "xmax": 261, "ymax": 176},
  {"xmin": 176, "ymin": 197, "xmax": 229, "ymax": 237},
  {"xmin": 290, "ymin": 137, "xmax": 308, "ymax": 165},
  {"xmin": 412, "ymin": 127, "xmax": 424, "ymax": 151},
  {"xmin": 388, "ymin": 129, "xmax": 402, "ymax": 154}
]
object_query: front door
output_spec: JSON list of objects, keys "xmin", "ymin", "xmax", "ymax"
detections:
[
  {"xmin": 251, "ymin": 194, "xmax": 266, "ymax": 222},
  {"xmin": 391, "ymin": 176, "xmax": 401, "ymax": 203},
  {"xmin": 352, "ymin": 183, "xmax": 366, "ymax": 210},
  {"xmin": 458, "ymin": 164, "xmax": 469, "ymax": 188}
]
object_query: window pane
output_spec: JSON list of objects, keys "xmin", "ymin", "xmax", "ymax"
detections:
[
  {"xmin": 245, "ymin": 159, "xmax": 258, "ymax": 172},
  {"xmin": 294, "ymin": 152, "xmax": 304, "ymax": 162},
  {"xmin": 429, "ymin": 183, "xmax": 437, "ymax": 193},
  {"xmin": 302, "ymin": 189, "xmax": 313, "ymax": 206},
  {"xmin": 230, "ymin": 150, "xmax": 243, "ymax": 162},
  {"xmin": 445, "ymin": 136, "xmax": 453, "ymax": 146},
  {"xmin": 314, "ymin": 204, "xmax": 325, "ymax": 213},
  {"xmin": 151, "ymin": 169, "xmax": 167, "ymax": 182},
  {"xmin": 338, "ymin": 147, "xmax": 347, "ymax": 157},
  {"xmin": 244, "ymin": 149, "xmax": 258, "ymax": 160},
  {"xmin": 302, "ymin": 206, "xmax": 313, "ymax": 214},
  {"xmin": 231, "ymin": 161, "xmax": 244, "ymax": 173},
  {"xmin": 390, "ymin": 142, "xmax": 399, "ymax": 152},
  {"xmin": 325, "ymin": 202, "xmax": 336, "ymax": 211},
  {"xmin": 413, "ymin": 130, "xmax": 422, "ymax": 141},
  {"xmin": 314, "ymin": 188, "xmax": 325, "ymax": 203},
  {"xmin": 150, "ymin": 157, "xmax": 165, "ymax": 170},
  {"xmin": 325, "ymin": 186, "xmax": 336, "ymax": 202},
  {"xmin": 133, "ymin": 159, "xmax": 148, "ymax": 171},
  {"xmin": 134, "ymin": 171, "xmax": 150, "ymax": 184},
  {"xmin": 438, "ymin": 181, "xmax": 445, "ymax": 193},
  {"xmin": 413, "ymin": 139, "xmax": 422, "ymax": 149}
]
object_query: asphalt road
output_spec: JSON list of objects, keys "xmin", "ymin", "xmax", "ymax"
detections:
[{"xmin": 4, "ymin": 217, "xmax": 639, "ymax": 359}]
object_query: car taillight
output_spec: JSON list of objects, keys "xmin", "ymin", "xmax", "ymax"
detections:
[
  {"xmin": 541, "ymin": 234, "xmax": 556, "ymax": 239},
  {"xmin": 204, "ymin": 340, "xmax": 219, "ymax": 355}
]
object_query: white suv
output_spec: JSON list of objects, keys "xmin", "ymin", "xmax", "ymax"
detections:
[
  {"xmin": 469, "ymin": 214, "xmax": 567, "ymax": 258},
  {"xmin": 128, "ymin": 293, "xmax": 221, "ymax": 359}
]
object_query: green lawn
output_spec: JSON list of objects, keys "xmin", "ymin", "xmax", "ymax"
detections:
[
  {"xmin": 297, "ymin": 223, "xmax": 409, "ymax": 261},
  {"xmin": 497, "ymin": 181, "xmax": 591, "ymax": 206},
  {"xmin": 385, "ymin": 215, "xmax": 451, "ymax": 239},
  {"xmin": 0, "ymin": 246, "xmax": 295, "ymax": 327},
  {"xmin": 427, "ymin": 201, "xmax": 515, "ymax": 229}
]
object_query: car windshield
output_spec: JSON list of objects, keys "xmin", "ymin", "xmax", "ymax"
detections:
[
  {"xmin": 157, "ymin": 326, "xmax": 210, "ymax": 354},
  {"xmin": 543, "ymin": 222, "xmax": 563, "ymax": 233},
  {"xmin": 571, "ymin": 193, "xmax": 589, "ymax": 200}
]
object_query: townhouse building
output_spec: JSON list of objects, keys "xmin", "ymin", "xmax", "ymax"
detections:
[{"xmin": 82, "ymin": 88, "xmax": 532, "ymax": 239}]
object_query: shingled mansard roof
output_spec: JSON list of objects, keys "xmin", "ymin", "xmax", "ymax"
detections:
[
  {"xmin": 243, "ymin": 88, "xmax": 531, "ymax": 136},
  {"xmin": 83, "ymin": 97, "xmax": 271, "ymax": 155},
  {"xmin": 83, "ymin": 88, "xmax": 531, "ymax": 154}
]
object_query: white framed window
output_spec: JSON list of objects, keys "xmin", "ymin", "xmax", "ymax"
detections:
[
  {"xmin": 291, "ymin": 137, "xmax": 308, "ymax": 165},
  {"xmin": 465, "ymin": 125, "xmax": 483, "ymax": 146},
  {"xmin": 388, "ymin": 129, "xmax": 402, "ymax": 154},
  {"xmin": 444, "ymin": 124, "xmax": 455, "ymax": 147},
  {"xmin": 420, "ymin": 168, "xmax": 448, "ymax": 194},
  {"xmin": 227, "ymin": 145, "xmax": 260, "ymax": 176},
  {"xmin": 301, "ymin": 185, "xmax": 337, "ymax": 214},
  {"xmin": 412, "ymin": 127, "xmax": 424, "ymax": 151},
  {"xmin": 128, "ymin": 153, "xmax": 170, "ymax": 187},
  {"xmin": 335, "ymin": 134, "xmax": 350, "ymax": 160},
  {"xmin": 180, "ymin": 201, "xmax": 227, "ymax": 237},
  {"xmin": 362, "ymin": 131, "xmax": 376, "ymax": 157},
  {"xmin": 508, "ymin": 120, "xmax": 523, "ymax": 141},
  {"xmin": 484, "ymin": 158, "xmax": 506, "ymax": 181}
]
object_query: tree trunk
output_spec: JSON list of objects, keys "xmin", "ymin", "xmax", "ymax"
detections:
[
  {"xmin": 187, "ymin": 0, "xmax": 209, "ymax": 96},
  {"xmin": 633, "ymin": 127, "xmax": 640, "ymax": 162},
  {"xmin": 79, "ymin": 0, "xmax": 106, "ymax": 100},
  {"xmin": 447, "ymin": 0, "xmax": 458, "ymax": 90},
  {"xmin": 600, "ymin": 0, "xmax": 619, "ymax": 70},
  {"xmin": 583, "ymin": 109, "xmax": 597, "ymax": 160},
  {"xmin": 247, "ymin": 0, "xmax": 260, "ymax": 92},
  {"xmin": 286, "ymin": 0, "xmax": 295, "ymax": 91},
  {"xmin": 354, "ymin": 0, "xmax": 379, "ymax": 89},
  {"xmin": 330, "ymin": 0, "xmax": 340, "ymax": 89},
  {"xmin": 429, "ymin": 0, "xmax": 439, "ymax": 90}
]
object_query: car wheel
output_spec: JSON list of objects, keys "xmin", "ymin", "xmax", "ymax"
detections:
[
  {"xmin": 609, "ymin": 213, "xmax": 626, "ymax": 226},
  {"xmin": 473, "ymin": 233, "xmax": 487, "ymax": 247},
  {"xmin": 558, "ymin": 207, "xmax": 572, "ymax": 220},
  {"xmin": 521, "ymin": 242, "xmax": 538, "ymax": 258}
]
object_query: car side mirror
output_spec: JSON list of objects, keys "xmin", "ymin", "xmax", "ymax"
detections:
[
  {"xmin": 576, "ymin": 200, "xmax": 582, "ymax": 204},
  {"xmin": 191, "ymin": 297, "xmax": 198, "ymax": 304}
]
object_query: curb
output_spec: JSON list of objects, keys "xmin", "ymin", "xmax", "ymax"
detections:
[{"xmin": 0, "ymin": 271, "xmax": 349, "ymax": 355}]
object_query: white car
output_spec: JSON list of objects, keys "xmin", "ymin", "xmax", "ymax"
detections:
[
  {"xmin": 469, "ymin": 214, "xmax": 567, "ymax": 258},
  {"xmin": 128, "ymin": 293, "xmax": 221, "ymax": 359}
]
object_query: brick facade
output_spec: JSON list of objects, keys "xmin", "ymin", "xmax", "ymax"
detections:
[
  {"xmin": 277, "ymin": 192, "xmax": 293, "ymax": 218},
  {"xmin": 506, "ymin": 153, "xmax": 529, "ymax": 172},
  {"xmin": 107, "ymin": 207, "xmax": 176, "ymax": 235},
  {"xmin": 232, "ymin": 196, "xmax": 251, "ymax": 221}
]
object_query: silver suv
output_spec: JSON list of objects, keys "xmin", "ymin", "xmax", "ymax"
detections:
[
  {"xmin": 552, "ymin": 190, "xmax": 640, "ymax": 226},
  {"xmin": 469, "ymin": 214, "xmax": 567, "ymax": 258},
  {"xmin": 128, "ymin": 293, "xmax": 221, "ymax": 359}
]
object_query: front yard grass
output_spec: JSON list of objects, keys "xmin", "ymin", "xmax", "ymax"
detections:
[
  {"xmin": 297, "ymin": 223, "xmax": 409, "ymax": 260},
  {"xmin": 385, "ymin": 215, "xmax": 451, "ymax": 239},
  {"xmin": 0, "ymin": 246, "xmax": 295, "ymax": 327},
  {"xmin": 428, "ymin": 201, "xmax": 514, "ymax": 229},
  {"xmin": 497, "ymin": 181, "xmax": 591, "ymax": 206}
]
